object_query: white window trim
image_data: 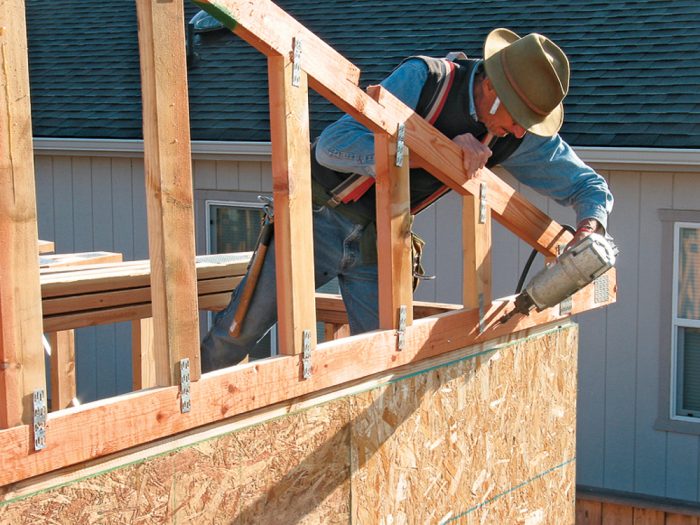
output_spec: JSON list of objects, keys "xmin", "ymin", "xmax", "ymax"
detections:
[{"xmin": 670, "ymin": 221, "xmax": 700, "ymax": 422}]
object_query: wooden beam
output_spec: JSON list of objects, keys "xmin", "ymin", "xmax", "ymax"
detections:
[
  {"xmin": 47, "ymin": 331, "xmax": 76, "ymax": 412},
  {"xmin": 374, "ymin": 133, "xmax": 413, "ymax": 330},
  {"xmin": 39, "ymin": 251, "xmax": 122, "ymax": 269},
  {"xmin": 323, "ymin": 323, "xmax": 350, "ymax": 342},
  {"xmin": 40, "ymin": 254, "xmax": 250, "ymax": 298},
  {"xmin": 314, "ymin": 293, "xmax": 462, "ymax": 326},
  {"xmin": 0, "ymin": 0, "xmax": 47, "ymax": 427},
  {"xmin": 132, "ymin": 318, "xmax": 155, "ymax": 390},
  {"xmin": 462, "ymin": 194, "xmax": 492, "ymax": 312},
  {"xmin": 192, "ymin": 0, "xmax": 360, "ymax": 83},
  {"xmin": 0, "ymin": 270, "xmax": 615, "ymax": 486},
  {"xmin": 37, "ymin": 240, "xmax": 54, "ymax": 254},
  {"xmin": 367, "ymin": 86, "xmax": 573, "ymax": 257},
  {"xmin": 267, "ymin": 53, "xmax": 317, "ymax": 355},
  {"xmin": 136, "ymin": 0, "xmax": 200, "ymax": 383},
  {"xmin": 42, "ymin": 275, "xmax": 238, "ymax": 317}
]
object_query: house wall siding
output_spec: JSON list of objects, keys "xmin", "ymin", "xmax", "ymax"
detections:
[{"xmin": 32, "ymin": 152, "xmax": 700, "ymax": 504}]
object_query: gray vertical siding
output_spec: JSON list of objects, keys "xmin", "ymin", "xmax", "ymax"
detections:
[
  {"xmin": 33, "ymin": 151, "xmax": 700, "ymax": 504},
  {"xmin": 634, "ymin": 172, "xmax": 672, "ymax": 497},
  {"xmin": 667, "ymin": 173, "xmax": 700, "ymax": 500}
]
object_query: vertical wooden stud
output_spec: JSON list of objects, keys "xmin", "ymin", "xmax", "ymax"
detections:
[
  {"xmin": 136, "ymin": 0, "xmax": 200, "ymax": 384},
  {"xmin": 131, "ymin": 317, "xmax": 155, "ymax": 389},
  {"xmin": 324, "ymin": 323, "xmax": 350, "ymax": 341},
  {"xmin": 0, "ymin": 0, "xmax": 47, "ymax": 427},
  {"xmin": 374, "ymin": 132, "xmax": 413, "ymax": 330},
  {"xmin": 47, "ymin": 330, "xmax": 76, "ymax": 411},
  {"xmin": 267, "ymin": 50, "xmax": 317, "ymax": 355},
  {"xmin": 463, "ymin": 192, "xmax": 492, "ymax": 312}
]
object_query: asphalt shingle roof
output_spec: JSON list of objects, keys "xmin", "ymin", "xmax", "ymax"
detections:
[{"xmin": 25, "ymin": 0, "xmax": 700, "ymax": 148}]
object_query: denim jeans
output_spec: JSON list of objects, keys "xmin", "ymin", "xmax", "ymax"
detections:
[{"xmin": 200, "ymin": 203, "xmax": 378, "ymax": 372}]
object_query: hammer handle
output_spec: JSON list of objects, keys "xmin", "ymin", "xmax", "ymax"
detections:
[{"xmin": 228, "ymin": 221, "xmax": 273, "ymax": 337}]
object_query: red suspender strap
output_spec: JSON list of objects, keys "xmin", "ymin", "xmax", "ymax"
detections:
[
  {"xmin": 424, "ymin": 59, "xmax": 456, "ymax": 125},
  {"xmin": 330, "ymin": 58, "xmax": 456, "ymax": 207}
]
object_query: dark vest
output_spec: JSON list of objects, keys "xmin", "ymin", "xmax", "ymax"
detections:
[{"xmin": 311, "ymin": 57, "xmax": 523, "ymax": 223}]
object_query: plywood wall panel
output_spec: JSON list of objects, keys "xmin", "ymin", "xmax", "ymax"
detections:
[
  {"xmin": 0, "ymin": 325, "xmax": 577, "ymax": 524},
  {"xmin": 348, "ymin": 326, "xmax": 577, "ymax": 523}
]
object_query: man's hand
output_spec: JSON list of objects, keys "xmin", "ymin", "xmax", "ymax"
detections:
[
  {"xmin": 566, "ymin": 218, "xmax": 603, "ymax": 250},
  {"xmin": 452, "ymin": 132, "xmax": 492, "ymax": 178}
]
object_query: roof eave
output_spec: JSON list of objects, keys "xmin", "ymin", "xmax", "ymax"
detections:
[{"xmin": 32, "ymin": 138, "xmax": 700, "ymax": 172}]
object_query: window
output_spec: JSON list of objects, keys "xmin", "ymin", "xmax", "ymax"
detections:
[
  {"xmin": 207, "ymin": 200, "xmax": 266, "ymax": 254},
  {"xmin": 206, "ymin": 200, "xmax": 276, "ymax": 357},
  {"xmin": 672, "ymin": 222, "xmax": 700, "ymax": 420}
]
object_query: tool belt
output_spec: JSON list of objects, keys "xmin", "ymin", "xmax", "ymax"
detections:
[{"xmin": 311, "ymin": 177, "xmax": 431, "ymax": 291}]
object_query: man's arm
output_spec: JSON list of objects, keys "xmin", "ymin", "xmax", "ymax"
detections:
[
  {"xmin": 315, "ymin": 58, "xmax": 428, "ymax": 176},
  {"xmin": 499, "ymin": 133, "xmax": 614, "ymax": 240}
]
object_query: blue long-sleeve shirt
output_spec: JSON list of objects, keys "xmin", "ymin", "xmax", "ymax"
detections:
[{"xmin": 316, "ymin": 58, "xmax": 614, "ymax": 230}]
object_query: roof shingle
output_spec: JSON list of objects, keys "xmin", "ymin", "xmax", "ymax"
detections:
[{"xmin": 25, "ymin": 0, "xmax": 700, "ymax": 148}]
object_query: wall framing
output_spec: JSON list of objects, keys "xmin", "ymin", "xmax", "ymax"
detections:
[{"xmin": 1, "ymin": 0, "xmax": 616, "ymax": 509}]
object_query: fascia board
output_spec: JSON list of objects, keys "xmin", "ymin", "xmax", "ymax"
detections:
[
  {"xmin": 32, "ymin": 138, "xmax": 272, "ymax": 161},
  {"xmin": 32, "ymin": 138, "xmax": 700, "ymax": 171}
]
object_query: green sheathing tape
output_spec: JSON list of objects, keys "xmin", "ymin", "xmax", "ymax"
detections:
[{"xmin": 190, "ymin": 0, "xmax": 237, "ymax": 31}]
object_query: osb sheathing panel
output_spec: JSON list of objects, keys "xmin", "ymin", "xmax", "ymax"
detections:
[
  {"xmin": 349, "ymin": 325, "xmax": 577, "ymax": 524},
  {"xmin": 0, "ymin": 324, "xmax": 576, "ymax": 524}
]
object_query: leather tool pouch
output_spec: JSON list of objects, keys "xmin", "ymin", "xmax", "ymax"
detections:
[{"xmin": 411, "ymin": 230, "xmax": 434, "ymax": 291}]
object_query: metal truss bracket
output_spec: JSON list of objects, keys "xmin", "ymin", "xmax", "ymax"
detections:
[
  {"xmin": 302, "ymin": 330, "xmax": 312, "ymax": 379},
  {"xmin": 559, "ymin": 295, "xmax": 573, "ymax": 316},
  {"xmin": 478, "ymin": 293, "xmax": 485, "ymax": 333},
  {"xmin": 291, "ymin": 37, "xmax": 302, "ymax": 87},
  {"xmin": 479, "ymin": 182, "xmax": 487, "ymax": 223},
  {"xmin": 33, "ymin": 389, "xmax": 47, "ymax": 451},
  {"xmin": 397, "ymin": 305, "xmax": 407, "ymax": 350},
  {"xmin": 395, "ymin": 123, "xmax": 405, "ymax": 167},
  {"xmin": 180, "ymin": 358, "xmax": 191, "ymax": 414},
  {"xmin": 594, "ymin": 274, "xmax": 610, "ymax": 303}
]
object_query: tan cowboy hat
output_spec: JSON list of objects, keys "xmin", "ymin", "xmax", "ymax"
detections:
[{"xmin": 483, "ymin": 28, "xmax": 570, "ymax": 136}]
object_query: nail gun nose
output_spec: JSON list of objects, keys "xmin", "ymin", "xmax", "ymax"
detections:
[{"xmin": 499, "ymin": 309, "xmax": 517, "ymax": 324}]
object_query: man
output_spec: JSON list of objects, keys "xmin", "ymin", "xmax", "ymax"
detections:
[{"xmin": 201, "ymin": 28, "xmax": 614, "ymax": 371}]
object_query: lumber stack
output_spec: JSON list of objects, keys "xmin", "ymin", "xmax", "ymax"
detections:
[{"xmin": 40, "ymin": 253, "xmax": 252, "ymax": 332}]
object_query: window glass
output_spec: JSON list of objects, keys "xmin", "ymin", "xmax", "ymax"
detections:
[
  {"xmin": 677, "ymin": 227, "xmax": 700, "ymax": 320},
  {"xmin": 673, "ymin": 224, "xmax": 700, "ymax": 419},
  {"xmin": 210, "ymin": 205, "xmax": 264, "ymax": 254},
  {"xmin": 678, "ymin": 327, "xmax": 700, "ymax": 416}
]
